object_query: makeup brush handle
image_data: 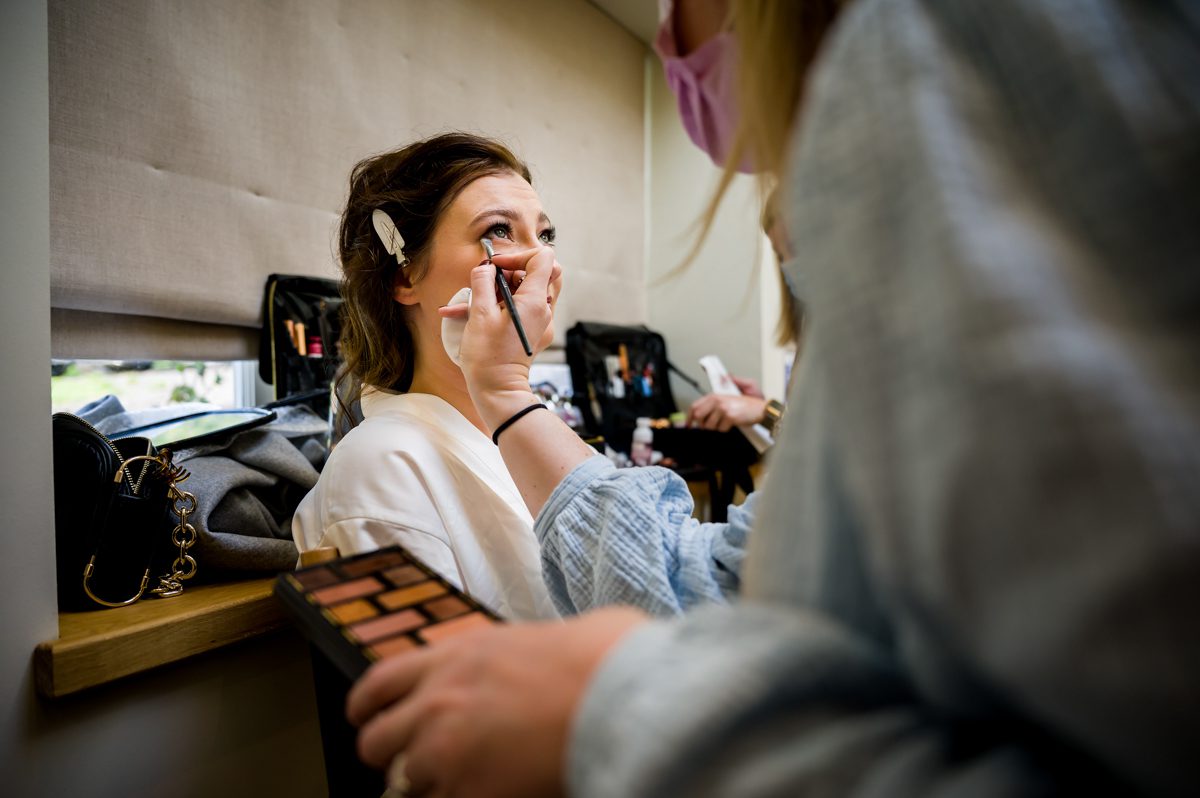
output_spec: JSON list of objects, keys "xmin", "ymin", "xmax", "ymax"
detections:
[{"xmin": 495, "ymin": 268, "xmax": 534, "ymax": 356}]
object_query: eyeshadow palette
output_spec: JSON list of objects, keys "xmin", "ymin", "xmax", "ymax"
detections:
[{"xmin": 274, "ymin": 545, "xmax": 500, "ymax": 680}]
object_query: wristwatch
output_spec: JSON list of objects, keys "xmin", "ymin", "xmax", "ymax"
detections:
[{"xmin": 761, "ymin": 398, "xmax": 785, "ymax": 434}]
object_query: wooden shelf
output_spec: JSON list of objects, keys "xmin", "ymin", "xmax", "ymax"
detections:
[{"xmin": 35, "ymin": 577, "xmax": 287, "ymax": 698}]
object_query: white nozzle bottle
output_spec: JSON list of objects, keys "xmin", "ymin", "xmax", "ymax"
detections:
[{"xmin": 631, "ymin": 417, "xmax": 653, "ymax": 467}]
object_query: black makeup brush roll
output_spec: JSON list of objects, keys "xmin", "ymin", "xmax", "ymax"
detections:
[{"xmin": 259, "ymin": 274, "xmax": 343, "ymax": 421}]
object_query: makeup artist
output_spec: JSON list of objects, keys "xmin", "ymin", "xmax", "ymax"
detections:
[{"xmin": 349, "ymin": 1, "xmax": 1200, "ymax": 796}]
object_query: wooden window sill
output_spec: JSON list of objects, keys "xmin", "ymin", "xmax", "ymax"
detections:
[{"xmin": 35, "ymin": 577, "xmax": 287, "ymax": 698}]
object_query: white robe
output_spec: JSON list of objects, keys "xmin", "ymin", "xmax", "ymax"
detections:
[{"xmin": 292, "ymin": 390, "xmax": 557, "ymax": 620}]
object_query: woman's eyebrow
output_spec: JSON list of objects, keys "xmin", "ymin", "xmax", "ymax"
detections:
[{"xmin": 471, "ymin": 208, "xmax": 552, "ymax": 226}]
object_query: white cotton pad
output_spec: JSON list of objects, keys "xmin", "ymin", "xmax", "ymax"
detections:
[{"xmin": 440, "ymin": 286, "xmax": 472, "ymax": 366}]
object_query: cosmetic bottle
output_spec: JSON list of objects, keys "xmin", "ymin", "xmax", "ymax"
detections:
[{"xmin": 631, "ymin": 417, "xmax": 653, "ymax": 467}]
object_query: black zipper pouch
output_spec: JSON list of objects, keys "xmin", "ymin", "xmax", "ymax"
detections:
[
  {"xmin": 258, "ymin": 274, "xmax": 343, "ymax": 419},
  {"xmin": 52, "ymin": 413, "xmax": 177, "ymax": 610}
]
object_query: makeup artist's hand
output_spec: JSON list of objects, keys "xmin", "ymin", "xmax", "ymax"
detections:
[
  {"xmin": 439, "ymin": 245, "xmax": 563, "ymax": 430},
  {"xmin": 347, "ymin": 606, "xmax": 646, "ymax": 798},
  {"xmin": 688, "ymin": 392, "xmax": 769, "ymax": 432}
]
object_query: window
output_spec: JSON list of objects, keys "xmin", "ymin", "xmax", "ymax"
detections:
[{"xmin": 51, "ymin": 360, "xmax": 260, "ymax": 414}]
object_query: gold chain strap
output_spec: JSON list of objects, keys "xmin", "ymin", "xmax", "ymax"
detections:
[{"xmin": 150, "ymin": 451, "xmax": 199, "ymax": 598}]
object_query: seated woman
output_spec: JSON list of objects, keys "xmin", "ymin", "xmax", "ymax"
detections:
[{"xmin": 292, "ymin": 133, "xmax": 561, "ymax": 620}]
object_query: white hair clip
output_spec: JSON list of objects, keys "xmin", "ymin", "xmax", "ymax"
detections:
[{"xmin": 372, "ymin": 208, "xmax": 409, "ymax": 268}]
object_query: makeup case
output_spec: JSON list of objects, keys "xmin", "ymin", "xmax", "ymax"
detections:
[
  {"xmin": 565, "ymin": 321, "xmax": 690, "ymax": 446},
  {"xmin": 258, "ymin": 274, "xmax": 343, "ymax": 419},
  {"xmin": 565, "ymin": 321, "xmax": 759, "ymax": 521}
]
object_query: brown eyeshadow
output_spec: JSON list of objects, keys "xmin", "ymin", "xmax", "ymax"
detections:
[
  {"xmin": 371, "ymin": 635, "xmax": 419, "ymax": 659},
  {"xmin": 311, "ymin": 576, "xmax": 384, "ymax": 606},
  {"xmin": 378, "ymin": 581, "xmax": 446, "ymax": 610},
  {"xmin": 350, "ymin": 608, "xmax": 425, "ymax": 644},
  {"xmin": 423, "ymin": 595, "xmax": 470, "ymax": 621},
  {"xmin": 338, "ymin": 549, "xmax": 407, "ymax": 578},
  {"xmin": 290, "ymin": 568, "xmax": 341, "ymax": 590},
  {"xmin": 418, "ymin": 612, "xmax": 493, "ymax": 644},
  {"xmin": 382, "ymin": 564, "xmax": 426, "ymax": 588},
  {"xmin": 328, "ymin": 599, "xmax": 377, "ymax": 624}
]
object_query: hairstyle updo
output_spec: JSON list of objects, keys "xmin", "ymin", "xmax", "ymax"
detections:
[{"xmin": 335, "ymin": 132, "xmax": 532, "ymax": 427}]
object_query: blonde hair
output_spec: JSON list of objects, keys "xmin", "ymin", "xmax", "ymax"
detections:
[
  {"xmin": 682, "ymin": 1, "xmax": 843, "ymax": 271},
  {"xmin": 761, "ymin": 189, "xmax": 804, "ymax": 347}
]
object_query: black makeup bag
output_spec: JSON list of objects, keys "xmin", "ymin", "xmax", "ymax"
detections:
[
  {"xmin": 52, "ymin": 413, "xmax": 194, "ymax": 610},
  {"xmin": 258, "ymin": 274, "xmax": 343, "ymax": 420}
]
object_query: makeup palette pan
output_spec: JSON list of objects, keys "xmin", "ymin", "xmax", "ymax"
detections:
[{"xmin": 275, "ymin": 545, "xmax": 499, "ymax": 679}]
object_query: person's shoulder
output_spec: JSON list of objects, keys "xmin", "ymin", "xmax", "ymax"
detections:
[{"xmin": 337, "ymin": 405, "xmax": 440, "ymax": 452}]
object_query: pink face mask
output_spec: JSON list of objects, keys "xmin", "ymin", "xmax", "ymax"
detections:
[{"xmin": 654, "ymin": 9, "xmax": 753, "ymax": 173}]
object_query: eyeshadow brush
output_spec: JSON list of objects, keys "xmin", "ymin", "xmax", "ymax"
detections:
[{"xmin": 481, "ymin": 238, "xmax": 533, "ymax": 356}]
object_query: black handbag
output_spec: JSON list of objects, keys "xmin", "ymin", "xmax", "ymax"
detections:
[{"xmin": 52, "ymin": 413, "xmax": 199, "ymax": 610}]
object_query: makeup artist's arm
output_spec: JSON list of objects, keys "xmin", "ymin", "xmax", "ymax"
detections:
[
  {"xmin": 448, "ymin": 250, "xmax": 749, "ymax": 615},
  {"xmin": 534, "ymin": 456, "xmax": 750, "ymax": 616},
  {"xmin": 348, "ymin": 605, "xmax": 647, "ymax": 797},
  {"xmin": 452, "ymin": 249, "xmax": 597, "ymax": 516}
]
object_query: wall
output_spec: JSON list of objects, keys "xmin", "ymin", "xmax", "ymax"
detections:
[
  {"xmin": 0, "ymin": 0, "xmax": 60, "ymax": 789},
  {"xmin": 644, "ymin": 56, "xmax": 789, "ymax": 406}
]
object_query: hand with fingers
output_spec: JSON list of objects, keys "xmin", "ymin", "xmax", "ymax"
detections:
[
  {"xmin": 439, "ymin": 245, "xmax": 563, "ymax": 431},
  {"xmin": 347, "ymin": 606, "xmax": 646, "ymax": 798},
  {"xmin": 686, "ymin": 392, "xmax": 769, "ymax": 432}
]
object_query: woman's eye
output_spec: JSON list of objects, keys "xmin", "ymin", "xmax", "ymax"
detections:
[
  {"xmin": 539, "ymin": 230, "xmax": 556, "ymax": 245},
  {"xmin": 489, "ymin": 224, "xmax": 511, "ymax": 240}
]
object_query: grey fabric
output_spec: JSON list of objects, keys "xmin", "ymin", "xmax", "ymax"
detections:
[
  {"xmin": 172, "ymin": 417, "xmax": 323, "ymax": 572},
  {"xmin": 78, "ymin": 398, "xmax": 326, "ymax": 573},
  {"xmin": 570, "ymin": 1, "xmax": 1200, "ymax": 796}
]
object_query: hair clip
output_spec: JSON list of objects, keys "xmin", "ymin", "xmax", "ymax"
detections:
[{"xmin": 372, "ymin": 209, "xmax": 409, "ymax": 268}]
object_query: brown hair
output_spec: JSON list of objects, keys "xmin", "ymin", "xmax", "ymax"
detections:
[{"xmin": 335, "ymin": 133, "xmax": 531, "ymax": 425}]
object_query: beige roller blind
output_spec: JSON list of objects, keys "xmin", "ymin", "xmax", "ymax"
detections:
[{"xmin": 49, "ymin": 0, "xmax": 647, "ymax": 360}]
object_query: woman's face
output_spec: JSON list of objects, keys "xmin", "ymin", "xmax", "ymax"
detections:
[{"xmin": 395, "ymin": 171, "xmax": 562, "ymax": 357}]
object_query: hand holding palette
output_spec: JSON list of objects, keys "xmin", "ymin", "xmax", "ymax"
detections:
[{"xmin": 274, "ymin": 546, "xmax": 500, "ymax": 680}]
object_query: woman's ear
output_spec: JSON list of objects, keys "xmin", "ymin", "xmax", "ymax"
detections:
[{"xmin": 393, "ymin": 269, "xmax": 419, "ymax": 305}]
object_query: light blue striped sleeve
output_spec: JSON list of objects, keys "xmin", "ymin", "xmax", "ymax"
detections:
[{"xmin": 533, "ymin": 455, "xmax": 753, "ymax": 616}]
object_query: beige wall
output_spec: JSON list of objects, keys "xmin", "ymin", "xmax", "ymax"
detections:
[
  {"xmin": 644, "ymin": 56, "xmax": 789, "ymax": 406},
  {"xmin": 0, "ymin": 0, "xmax": 60, "ymax": 790}
]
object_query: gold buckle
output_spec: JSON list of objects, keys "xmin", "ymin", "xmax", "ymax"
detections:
[{"xmin": 82, "ymin": 556, "xmax": 150, "ymax": 608}]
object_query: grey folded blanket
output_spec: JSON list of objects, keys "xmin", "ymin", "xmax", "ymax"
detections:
[{"xmin": 78, "ymin": 396, "xmax": 325, "ymax": 573}]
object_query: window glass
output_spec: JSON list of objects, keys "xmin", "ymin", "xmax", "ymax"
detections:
[{"xmin": 51, "ymin": 360, "xmax": 254, "ymax": 414}]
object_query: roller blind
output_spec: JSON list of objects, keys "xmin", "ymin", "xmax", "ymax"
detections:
[{"xmin": 49, "ymin": 0, "xmax": 647, "ymax": 360}]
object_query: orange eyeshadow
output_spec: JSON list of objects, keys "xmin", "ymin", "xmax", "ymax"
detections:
[
  {"xmin": 418, "ymin": 612, "xmax": 494, "ymax": 644},
  {"xmin": 378, "ymin": 581, "xmax": 446, "ymax": 610},
  {"xmin": 350, "ymin": 609, "xmax": 425, "ymax": 643},
  {"xmin": 328, "ymin": 599, "xmax": 377, "ymax": 624},
  {"xmin": 382, "ymin": 564, "xmax": 426, "ymax": 587},
  {"xmin": 311, "ymin": 576, "xmax": 383, "ymax": 605},
  {"xmin": 424, "ymin": 595, "xmax": 470, "ymax": 621},
  {"xmin": 339, "ymin": 550, "xmax": 407, "ymax": 578},
  {"xmin": 291, "ymin": 568, "xmax": 340, "ymax": 590},
  {"xmin": 371, "ymin": 635, "xmax": 419, "ymax": 659}
]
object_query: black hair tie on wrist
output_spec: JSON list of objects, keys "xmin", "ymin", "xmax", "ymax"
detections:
[{"xmin": 491, "ymin": 402, "xmax": 548, "ymax": 445}]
